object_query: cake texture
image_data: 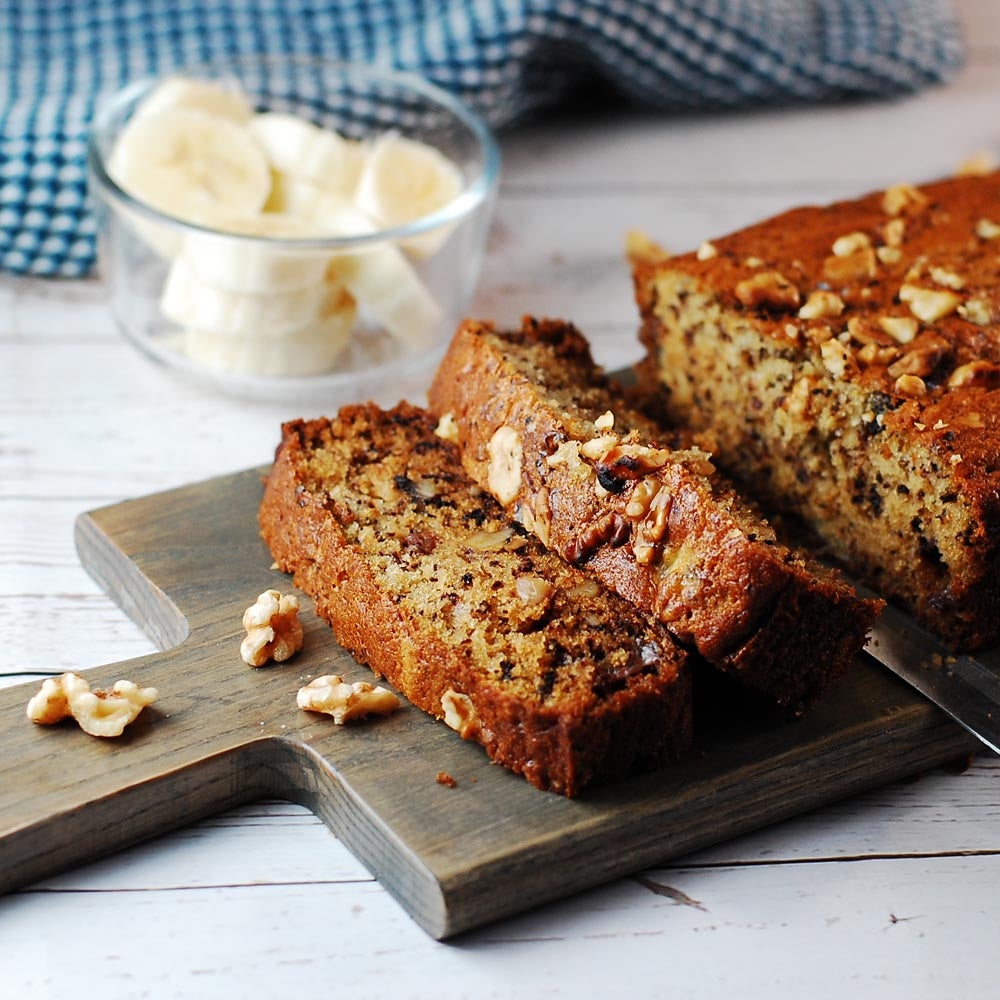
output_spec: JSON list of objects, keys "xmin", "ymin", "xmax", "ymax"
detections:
[
  {"xmin": 633, "ymin": 171, "xmax": 1000, "ymax": 651},
  {"xmin": 428, "ymin": 317, "xmax": 880, "ymax": 713},
  {"xmin": 258, "ymin": 401, "xmax": 693, "ymax": 797}
]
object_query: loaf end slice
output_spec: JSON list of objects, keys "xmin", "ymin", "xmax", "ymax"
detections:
[
  {"xmin": 428, "ymin": 317, "xmax": 881, "ymax": 714},
  {"xmin": 259, "ymin": 402, "xmax": 693, "ymax": 797},
  {"xmin": 633, "ymin": 171, "xmax": 1000, "ymax": 650}
]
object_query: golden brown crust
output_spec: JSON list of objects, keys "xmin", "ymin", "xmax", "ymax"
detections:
[
  {"xmin": 428, "ymin": 318, "xmax": 880, "ymax": 713},
  {"xmin": 634, "ymin": 171, "xmax": 1000, "ymax": 650},
  {"xmin": 259, "ymin": 402, "xmax": 692, "ymax": 797}
]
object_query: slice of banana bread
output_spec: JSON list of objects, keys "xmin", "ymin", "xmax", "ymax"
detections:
[
  {"xmin": 428, "ymin": 317, "xmax": 880, "ymax": 714},
  {"xmin": 633, "ymin": 171, "xmax": 1000, "ymax": 651},
  {"xmin": 258, "ymin": 401, "xmax": 692, "ymax": 797}
]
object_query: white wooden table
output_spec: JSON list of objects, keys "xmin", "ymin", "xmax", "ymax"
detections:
[{"xmin": 3, "ymin": 3, "xmax": 999, "ymax": 995}]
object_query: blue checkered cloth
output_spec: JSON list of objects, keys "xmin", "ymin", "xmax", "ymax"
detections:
[{"xmin": 1, "ymin": 0, "xmax": 964, "ymax": 278}]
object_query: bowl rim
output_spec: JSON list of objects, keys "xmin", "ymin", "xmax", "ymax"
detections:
[{"xmin": 87, "ymin": 56, "xmax": 501, "ymax": 251}]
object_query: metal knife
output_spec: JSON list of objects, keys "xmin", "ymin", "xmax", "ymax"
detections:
[{"xmin": 864, "ymin": 598, "xmax": 1000, "ymax": 755}]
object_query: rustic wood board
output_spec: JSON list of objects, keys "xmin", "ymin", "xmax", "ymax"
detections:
[{"xmin": 0, "ymin": 467, "xmax": 979, "ymax": 939}]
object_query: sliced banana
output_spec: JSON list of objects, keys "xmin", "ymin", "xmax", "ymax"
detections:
[
  {"xmin": 354, "ymin": 131, "xmax": 463, "ymax": 256},
  {"xmin": 109, "ymin": 108, "xmax": 272, "ymax": 232},
  {"xmin": 313, "ymin": 197, "xmax": 443, "ymax": 348},
  {"xmin": 181, "ymin": 212, "xmax": 332, "ymax": 293},
  {"xmin": 249, "ymin": 113, "xmax": 366, "ymax": 197},
  {"xmin": 183, "ymin": 291, "xmax": 356, "ymax": 375},
  {"xmin": 161, "ymin": 255, "xmax": 343, "ymax": 336},
  {"xmin": 133, "ymin": 77, "xmax": 254, "ymax": 123}
]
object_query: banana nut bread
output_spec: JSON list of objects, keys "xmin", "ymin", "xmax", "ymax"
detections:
[
  {"xmin": 427, "ymin": 317, "xmax": 881, "ymax": 714},
  {"xmin": 258, "ymin": 401, "xmax": 693, "ymax": 797},
  {"xmin": 633, "ymin": 170, "xmax": 1000, "ymax": 651}
]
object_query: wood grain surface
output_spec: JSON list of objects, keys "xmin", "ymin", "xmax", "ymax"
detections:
[{"xmin": 0, "ymin": 466, "xmax": 979, "ymax": 939}]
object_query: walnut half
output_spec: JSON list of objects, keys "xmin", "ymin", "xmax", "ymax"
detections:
[
  {"xmin": 297, "ymin": 675, "xmax": 400, "ymax": 724},
  {"xmin": 26, "ymin": 672, "xmax": 157, "ymax": 738},
  {"xmin": 241, "ymin": 590, "xmax": 304, "ymax": 667}
]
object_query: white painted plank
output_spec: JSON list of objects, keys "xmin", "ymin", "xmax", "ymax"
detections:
[{"xmin": 3, "ymin": 853, "xmax": 997, "ymax": 999}]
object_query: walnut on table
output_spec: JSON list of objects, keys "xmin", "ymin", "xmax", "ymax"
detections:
[
  {"xmin": 241, "ymin": 589, "xmax": 304, "ymax": 667},
  {"xmin": 297, "ymin": 675, "xmax": 400, "ymax": 724},
  {"xmin": 26, "ymin": 671, "xmax": 157, "ymax": 738}
]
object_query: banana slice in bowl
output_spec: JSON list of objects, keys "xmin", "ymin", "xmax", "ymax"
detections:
[{"xmin": 89, "ymin": 60, "xmax": 500, "ymax": 401}]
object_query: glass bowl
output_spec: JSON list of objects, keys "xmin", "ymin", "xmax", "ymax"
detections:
[{"xmin": 88, "ymin": 58, "xmax": 500, "ymax": 404}]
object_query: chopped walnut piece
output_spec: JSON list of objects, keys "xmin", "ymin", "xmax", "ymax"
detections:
[
  {"xmin": 696, "ymin": 241, "xmax": 719, "ymax": 260},
  {"xmin": 625, "ymin": 229, "xmax": 670, "ymax": 265},
  {"xmin": 883, "ymin": 218, "xmax": 906, "ymax": 247},
  {"xmin": 441, "ymin": 689, "xmax": 481, "ymax": 739},
  {"xmin": 594, "ymin": 410, "xmax": 615, "ymax": 431},
  {"xmin": 876, "ymin": 246, "xmax": 903, "ymax": 265},
  {"xmin": 975, "ymin": 218, "xmax": 1000, "ymax": 241},
  {"xmin": 735, "ymin": 271, "xmax": 800, "ymax": 311},
  {"xmin": 579, "ymin": 434, "xmax": 620, "ymax": 462},
  {"xmin": 857, "ymin": 342, "xmax": 900, "ymax": 366},
  {"xmin": 882, "ymin": 183, "xmax": 927, "ymax": 216},
  {"xmin": 832, "ymin": 231, "xmax": 871, "ymax": 257},
  {"xmin": 241, "ymin": 590, "xmax": 303, "ymax": 667},
  {"xmin": 899, "ymin": 284, "xmax": 962, "ymax": 323},
  {"xmin": 894, "ymin": 374, "xmax": 927, "ymax": 397},
  {"xmin": 27, "ymin": 672, "xmax": 157, "ymax": 738},
  {"xmin": 958, "ymin": 297, "xmax": 996, "ymax": 326},
  {"xmin": 820, "ymin": 338, "xmax": 852, "ymax": 378},
  {"xmin": 798, "ymin": 290, "xmax": 845, "ymax": 320},
  {"xmin": 929, "ymin": 267, "xmax": 965, "ymax": 291},
  {"xmin": 434, "ymin": 412, "xmax": 460, "ymax": 442},
  {"xmin": 297, "ymin": 675, "xmax": 400, "ymax": 724},
  {"xmin": 743, "ymin": 256, "xmax": 765, "ymax": 268},
  {"xmin": 486, "ymin": 425, "xmax": 522, "ymax": 505},
  {"xmin": 889, "ymin": 346, "xmax": 943, "ymax": 380},
  {"xmin": 957, "ymin": 151, "xmax": 997, "ymax": 176},
  {"xmin": 949, "ymin": 453, "xmax": 964, "ymax": 466},
  {"xmin": 878, "ymin": 316, "xmax": 919, "ymax": 344},
  {"xmin": 822, "ymin": 247, "xmax": 877, "ymax": 284},
  {"xmin": 948, "ymin": 361, "xmax": 1000, "ymax": 389}
]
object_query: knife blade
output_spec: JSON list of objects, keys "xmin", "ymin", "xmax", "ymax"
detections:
[{"xmin": 864, "ymin": 598, "xmax": 1000, "ymax": 755}]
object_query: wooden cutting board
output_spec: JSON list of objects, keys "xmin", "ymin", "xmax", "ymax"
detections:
[{"xmin": 0, "ymin": 467, "xmax": 979, "ymax": 939}]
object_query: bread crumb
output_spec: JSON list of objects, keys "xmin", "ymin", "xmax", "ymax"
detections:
[{"xmin": 436, "ymin": 771, "xmax": 457, "ymax": 788}]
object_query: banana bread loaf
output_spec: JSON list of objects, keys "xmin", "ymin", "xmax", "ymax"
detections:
[
  {"xmin": 259, "ymin": 401, "xmax": 693, "ymax": 797},
  {"xmin": 633, "ymin": 171, "xmax": 1000, "ymax": 651},
  {"xmin": 428, "ymin": 317, "xmax": 880, "ymax": 713}
]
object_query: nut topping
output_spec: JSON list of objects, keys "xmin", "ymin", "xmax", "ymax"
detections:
[
  {"xmin": 882, "ymin": 183, "xmax": 927, "ymax": 216},
  {"xmin": 948, "ymin": 361, "xmax": 1000, "ymax": 389},
  {"xmin": 832, "ymin": 232, "xmax": 871, "ymax": 257},
  {"xmin": 878, "ymin": 316, "xmax": 919, "ymax": 344},
  {"xmin": 735, "ymin": 271, "xmax": 801, "ymax": 311},
  {"xmin": 798, "ymin": 290, "xmax": 845, "ymax": 320},
  {"xmin": 894, "ymin": 373, "xmax": 927, "ymax": 397},
  {"xmin": 565, "ymin": 512, "xmax": 631, "ymax": 565},
  {"xmin": 975, "ymin": 218, "xmax": 1000, "ymax": 241},
  {"xmin": 899, "ymin": 284, "xmax": 962, "ymax": 323}
]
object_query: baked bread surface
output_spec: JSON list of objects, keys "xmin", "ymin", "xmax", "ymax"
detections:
[
  {"xmin": 259, "ymin": 401, "xmax": 692, "ymax": 797},
  {"xmin": 633, "ymin": 171, "xmax": 1000, "ymax": 650},
  {"xmin": 428, "ymin": 317, "xmax": 880, "ymax": 713}
]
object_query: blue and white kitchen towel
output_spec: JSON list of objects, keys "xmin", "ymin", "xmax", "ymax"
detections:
[{"xmin": 0, "ymin": 0, "xmax": 965, "ymax": 277}]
